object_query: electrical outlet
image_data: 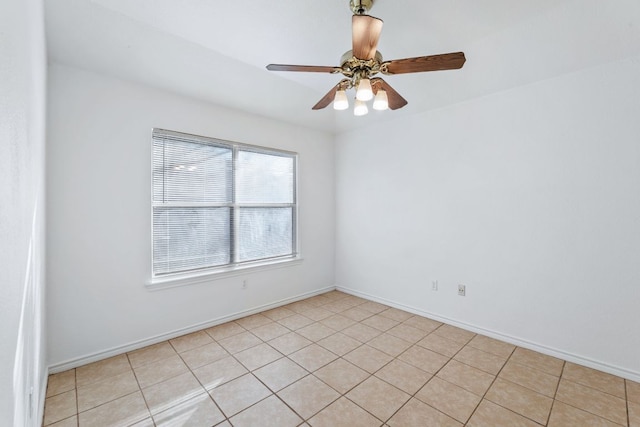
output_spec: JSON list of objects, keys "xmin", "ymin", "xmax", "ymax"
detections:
[
  {"xmin": 432, "ymin": 280, "xmax": 438, "ymax": 291},
  {"xmin": 458, "ymin": 284, "xmax": 466, "ymax": 296}
]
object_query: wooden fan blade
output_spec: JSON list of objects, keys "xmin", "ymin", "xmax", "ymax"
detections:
[
  {"xmin": 371, "ymin": 78, "xmax": 408, "ymax": 110},
  {"xmin": 266, "ymin": 64, "xmax": 340, "ymax": 73},
  {"xmin": 312, "ymin": 80, "xmax": 349, "ymax": 110},
  {"xmin": 352, "ymin": 15, "xmax": 383, "ymax": 60},
  {"xmin": 383, "ymin": 52, "xmax": 466, "ymax": 75}
]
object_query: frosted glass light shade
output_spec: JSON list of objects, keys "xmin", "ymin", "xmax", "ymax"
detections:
[
  {"xmin": 355, "ymin": 78, "xmax": 373, "ymax": 101},
  {"xmin": 333, "ymin": 90, "xmax": 349, "ymax": 110},
  {"xmin": 373, "ymin": 89, "xmax": 388, "ymax": 110},
  {"xmin": 353, "ymin": 99, "xmax": 368, "ymax": 116}
]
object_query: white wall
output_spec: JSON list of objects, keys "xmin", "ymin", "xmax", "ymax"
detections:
[
  {"xmin": 46, "ymin": 64, "xmax": 335, "ymax": 368},
  {"xmin": 0, "ymin": 0, "xmax": 47, "ymax": 425},
  {"xmin": 335, "ymin": 55, "xmax": 640, "ymax": 380}
]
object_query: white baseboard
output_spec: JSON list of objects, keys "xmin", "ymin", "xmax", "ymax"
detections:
[
  {"xmin": 337, "ymin": 285, "xmax": 640, "ymax": 383},
  {"xmin": 48, "ymin": 285, "xmax": 336, "ymax": 374}
]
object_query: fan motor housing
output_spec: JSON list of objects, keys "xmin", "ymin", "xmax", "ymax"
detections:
[{"xmin": 350, "ymin": 0, "xmax": 374, "ymax": 14}]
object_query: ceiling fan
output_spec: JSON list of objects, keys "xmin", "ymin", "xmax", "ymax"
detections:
[{"xmin": 266, "ymin": 0, "xmax": 466, "ymax": 115}]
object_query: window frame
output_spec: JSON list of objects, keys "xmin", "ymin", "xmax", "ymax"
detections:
[{"xmin": 150, "ymin": 128, "xmax": 300, "ymax": 287}]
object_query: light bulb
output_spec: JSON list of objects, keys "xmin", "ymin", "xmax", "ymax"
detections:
[
  {"xmin": 333, "ymin": 89, "xmax": 349, "ymax": 110},
  {"xmin": 373, "ymin": 89, "xmax": 389, "ymax": 110},
  {"xmin": 355, "ymin": 78, "xmax": 373, "ymax": 101},
  {"xmin": 353, "ymin": 99, "xmax": 368, "ymax": 116}
]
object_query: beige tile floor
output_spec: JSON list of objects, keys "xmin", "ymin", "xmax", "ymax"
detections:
[{"xmin": 43, "ymin": 290, "xmax": 640, "ymax": 427}]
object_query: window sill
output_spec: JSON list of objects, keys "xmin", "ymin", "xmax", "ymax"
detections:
[{"xmin": 146, "ymin": 257, "xmax": 304, "ymax": 291}]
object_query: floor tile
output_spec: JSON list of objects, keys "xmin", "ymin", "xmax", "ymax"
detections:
[
  {"xmin": 47, "ymin": 415, "xmax": 78, "ymax": 427},
  {"xmin": 233, "ymin": 342, "xmax": 282, "ymax": 371},
  {"xmin": 46, "ymin": 370, "xmax": 76, "ymax": 398},
  {"xmin": 358, "ymin": 301, "xmax": 389, "ymax": 314},
  {"xmin": 509, "ymin": 347, "xmax": 564, "ymax": 376},
  {"xmin": 278, "ymin": 375, "xmax": 340, "ymax": 419},
  {"xmin": 432, "ymin": 324, "xmax": 476, "ymax": 344},
  {"xmin": 250, "ymin": 321, "xmax": 290, "ymax": 341},
  {"xmin": 627, "ymin": 380, "xmax": 640, "ymax": 404},
  {"xmin": 180, "ymin": 341, "xmax": 229, "ymax": 369},
  {"xmin": 268, "ymin": 331, "xmax": 312, "ymax": 355},
  {"xmin": 417, "ymin": 332, "xmax": 465, "ymax": 357},
  {"xmin": 344, "ymin": 344, "xmax": 393, "ymax": 374},
  {"xmin": 253, "ymin": 357, "xmax": 309, "ymax": 392},
  {"xmin": 454, "ymin": 346, "xmax": 507, "ymax": 375},
  {"xmin": 499, "ymin": 359, "xmax": 559, "ymax": 397},
  {"xmin": 289, "ymin": 343, "xmax": 338, "ymax": 372},
  {"xmin": 277, "ymin": 313, "xmax": 314, "ymax": 330},
  {"xmin": 261, "ymin": 306, "xmax": 296, "ymax": 321},
  {"xmin": 229, "ymin": 395, "xmax": 302, "ymax": 427},
  {"xmin": 76, "ymin": 354, "xmax": 131, "ymax": 387},
  {"xmin": 209, "ymin": 373, "xmax": 271, "ymax": 417},
  {"xmin": 415, "ymin": 377, "xmax": 481, "ymax": 423},
  {"xmin": 316, "ymin": 332, "xmax": 362, "ymax": 356},
  {"xmin": 467, "ymin": 399, "xmax": 541, "ymax": 427},
  {"xmin": 386, "ymin": 323, "xmax": 428, "ymax": 344},
  {"xmin": 375, "ymin": 359, "xmax": 432, "ymax": 394},
  {"xmin": 131, "ymin": 417, "xmax": 157, "ymax": 426},
  {"xmin": 169, "ymin": 331, "xmax": 213, "ymax": 353},
  {"xmin": 133, "ymin": 354, "xmax": 189, "ymax": 389},
  {"xmin": 313, "ymin": 358, "xmax": 369, "ymax": 394},
  {"xmin": 555, "ymin": 378, "xmax": 627, "ymax": 425},
  {"xmin": 485, "ymin": 378, "xmax": 553, "ymax": 425},
  {"xmin": 341, "ymin": 323, "xmax": 382, "ymax": 342},
  {"xmin": 629, "ymin": 401, "xmax": 640, "ymax": 427},
  {"xmin": 44, "ymin": 389, "xmax": 77, "ymax": 426},
  {"xmin": 77, "ymin": 369, "xmax": 139, "ymax": 412},
  {"xmin": 378, "ymin": 307, "xmax": 413, "ymax": 322},
  {"xmin": 303, "ymin": 307, "xmax": 334, "ymax": 321},
  {"xmin": 205, "ymin": 321, "xmax": 245, "ymax": 341},
  {"xmin": 287, "ymin": 300, "xmax": 316, "ymax": 314},
  {"xmin": 128, "ymin": 342, "xmax": 177, "ymax": 369},
  {"xmin": 397, "ymin": 345, "xmax": 449, "ymax": 374},
  {"xmin": 192, "ymin": 355, "xmax": 248, "ymax": 390},
  {"xmin": 153, "ymin": 393, "xmax": 225, "ymax": 427},
  {"xmin": 467, "ymin": 335, "xmax": 516, "ymax": 358},
  {"xmin": 342, "ymin": 307, "xmax": 374, "ymax": 322},
  {"xmin": 322, "ymin": 301, "xmax": 353, "ymax": 313},
  {"xmin": 367, "ymin": 333, "xmax": 412, "ymax": 357},
  {"xmin": 548, "ymin": 401, "xmax": 621, "ymax": 427},
  {"xmin": 307, "ymin": 396, "xmax": 383, "ymax": 427},
  {"xmin": 78, "ymin": 391, "xmax": 149, "ymax": 427},
  {"xmin": 217, "ymin": 331, "xmax": 261, "ymax": 354},
  {"xmin": 346, "ymin": 376, "xmax": 410, "ymax": 422},
  {"xmin": 387, "ymin": 398, "xmax": 461, "ymax": 427},
  {"xmin": 320, "ymin": 314, "xmax": 357, "ymax": 331},
  {"xmin": 296, "ymin": 323, "xmax": 336, "ymax": 341},
  {"xmin": 437, "ymin": 359, "xmax": 495, "ymax": 396},
  {"xmin": 562, "ymin": 362, "xmax": 626, "ymax": 398},
  {"xmin": 362, "ymin": 314, "xmax": 400, "ymax": 332},
  {"xmin": 235, "ymin": 313, "xmax": 272, "ymax": 330},
  {"xmin": 402, "ymin": 316, "xmax": 442, "ymax": 333},
  {"xmin": 142, "ymin": 371, "xmax": 206, "ymax": 415}
]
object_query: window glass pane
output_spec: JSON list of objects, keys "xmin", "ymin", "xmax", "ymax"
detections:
[
  {"xmin": 238, "ymin": 207, "xmax": 293, "ymax": 262},
  {"xmin": 153, "ymin": 138, "xmax": 232, "ymax": 203},
  {"xmin": 153, "ymin": 207, "xmax": 230, "ymax": 274},
  {"xmin": 236, "ymin": 151, "xmax": 294, "ymax": 204}
]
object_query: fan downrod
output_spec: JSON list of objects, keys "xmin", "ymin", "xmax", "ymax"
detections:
[{"xmin": 349, "ymin": 0, "xmax": 374, "ymax": 15}]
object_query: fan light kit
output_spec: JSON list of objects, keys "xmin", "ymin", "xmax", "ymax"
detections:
[{"xmin": 267, "ymin": 0, "xmax": 466, "ymax": 116}]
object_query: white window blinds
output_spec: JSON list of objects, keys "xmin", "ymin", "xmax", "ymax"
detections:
[{"xmin": 152, "ymin": 129, "xmax": 297, "ymax": 276}]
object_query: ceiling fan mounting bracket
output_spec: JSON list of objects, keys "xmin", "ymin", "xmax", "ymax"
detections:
[{"xmin": 350, "ymin": 0, "xmax": 374, "ymax": 15}]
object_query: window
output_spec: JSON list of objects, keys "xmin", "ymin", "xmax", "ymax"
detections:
[{"xmin": 152, "ymin": 129, "xmax": 297, "ymax": 277}]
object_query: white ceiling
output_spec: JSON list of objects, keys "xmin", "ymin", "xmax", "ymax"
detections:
[{"xmin": 45, "ymin": 0, "xmax": 640, "ymax": 133}]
